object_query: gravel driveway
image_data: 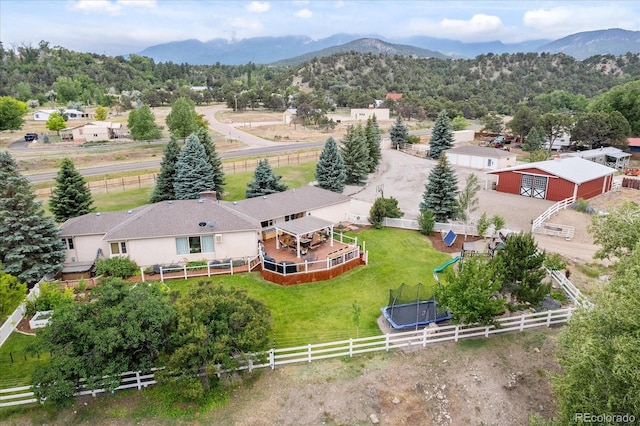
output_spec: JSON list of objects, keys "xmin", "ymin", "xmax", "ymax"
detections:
[{"xmin": 350, "ymin": 148, "xmax": 555, "ymax": 232}]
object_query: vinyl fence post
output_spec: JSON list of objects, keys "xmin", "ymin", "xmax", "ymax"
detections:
[
  {"xmin": 269, "ymin": 349, "xmax": 275, "ymax": 370},
  {"xmin": 485, "ymin": 326, "xmax": 489, "ymax": 338},
  {"xmin": 230, "ymin": 260, "xmax": 233, "ymax": 275},
  {"xmin": 160, "ymin": 266, "xmax": 164, "ymax": 282},
  {"xmin": 422, "ymin": 327, "xmax": 427, "ymax": 348},
  {"xmin": 136, "ymin": 371, "xmax": 141, "ymax": 390},
  {"xmin": 308, "ymin": 344, "xmax": 312, "ymax": 363},
  {"xmin": 454, "ymin": 325, "xmax": 459, "ymax": 342},
  {"xmin": 248, "ymin": 358, "xmax": 254, "ymax": 373},
  {"xmin": 140, "ymin": 267, "xmax": 145, "ymax": 282},
  {"xmin": 385, "ymin": 334, "xmax": 390, "ymax": 351},
  {"xmin": 349, "ymin": 338, "xmax": 353, "ymax": 357},
  {"xmin": 207, "ymin": 262, "xmax": 211, "ymax": 277},
  {"xmin": 546, "ymin": 310, "xmax": 552, "ymax": 327},
  {"xmin": 183, "ymin": 265, "xmax": 187, "ymax": 280},
  {"xmin": 520, "ymin": 314, "xmax": 525, "ymax": 332}
]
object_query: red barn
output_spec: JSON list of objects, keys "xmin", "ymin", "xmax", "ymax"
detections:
[{"xmin": 487, "ymin": 157, "xmax": 616, "ymax": 201}]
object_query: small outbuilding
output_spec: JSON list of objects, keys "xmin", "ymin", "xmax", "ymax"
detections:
[
  {"xmin": 444, "ymin": 146, "xmax": 516, "ymax": 170},
  {"xmin": 487, "ymin": 157, "xmax": 616, "ymax": 201},
  {"xmin": 565, "ymin": 146, "xmax": 631, "ymax": 170},
  {"xmin": 627, "ymin": 138, "xmax": 640, "ymax": 156}
]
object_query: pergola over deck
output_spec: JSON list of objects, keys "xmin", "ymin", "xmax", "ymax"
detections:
[{"xmin": 274, "ymin": 216, "xmax": 334, "ymax": 258}]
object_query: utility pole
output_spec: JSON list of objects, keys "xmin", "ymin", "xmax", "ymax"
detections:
[{"xmin": 234, "ymin": 93, "xmax": 237, "ymax": 112}]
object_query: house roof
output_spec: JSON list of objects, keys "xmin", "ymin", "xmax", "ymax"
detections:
[
  {"xmin": 565, "ymin": 147, "xmax": 630, "ymax": 160},
  {"xmin": 275, "ymin": 216, "xmax": 334, "ymax": 236},
  {"xmin": 487, "ymin": 157, "xmax": 616, "ymax": 184},
  {"xmin": 223, "ymin": 186, "xmax": 350, "ymax": 222},
  {"xmin": 61, "ymin": 199, "xmax": 259, "ymax": 241},
  {"xmin": 445, "ymin": 146, "xmax": 514, "ymax": 158},
  {"xmin": 627, "ymin": 138, "xmax": 640, "ymax": 147},
  {"xmin": 385, "ymin": 93, "xmax": 403, "ymax": 100}
]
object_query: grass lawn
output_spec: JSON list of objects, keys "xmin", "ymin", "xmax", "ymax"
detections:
[
  {"xmin": 166, "ymin": 228, "xmax": 451, "ymax": 347},
  {"xmin": 0, "ymin": 332, "xmax": 46, "ymax": 388}
]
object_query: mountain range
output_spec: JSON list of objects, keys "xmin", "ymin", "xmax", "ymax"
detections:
[{"xmin": 136, "ymin": 28, "xmax": 640, "ymax": 65}]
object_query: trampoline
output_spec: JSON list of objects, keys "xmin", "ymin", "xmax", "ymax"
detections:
[{"xmin": 381, "ymin": 301, "xmax": 451, "ymax": 330}]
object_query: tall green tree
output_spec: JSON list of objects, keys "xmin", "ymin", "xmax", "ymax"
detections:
[
  {"xmin": 570, "ymin": 111, "xmax": 630, "ymax": 150},
  {"xmin": 588, "ymin": 201, "xmax": 640, "ymax": 260},
  {"xmin": 166, "ymin": 97, "xmax": 198, "ymax": 139},
  {"xmin": 127, "ymin": 104, "xmax": 162, "ymax": 141},
  {"xmin": 46, "ymin": 111, "xmax": 66, "ymax": 135},
  {"xmin": 340, "ymin": 124, "xmax": 370, "ymax": 185},
  {"xmin": 554, "ymin": 242, "xmax": 640, "ymax": 423},
  {"xmin": 365, "ymin": 116, "xmax": 382, "ymax": 172},
  {"xmin": 0, "ymin": 152, "xmax": 65, "ymax": 285},
  {"xmin": 0, "ymin": 266, "xmax": 27, "ymax": 319},
  {"xmin": 419, "ymin": 154, "xmax": 458, "ymax": 222},
  {"xmin": 438, "ymin": 255, "xmax": 506, "ymax": 325},
  {"xmin": 507, "ymin": 105, "xmax": 539, "ymax": 144},
  {"xmin": 94, "ymin": 105, "xmax": 108, "ymax": 121},
  {"xmin": 0, "ymin": 96, "xmax": 28, "ymax": 130},
  {"xmin": 429, "ymin": 110, "xmax": 454, "ymax": 159},
  {"xmin": 496, "ymin": 233, "xmax": 548, "ymax": 307},
  {"xmin": 389, "ymin": 115, "xmax": 408, "ymax": 149},
  {"xmin": 589, "ymin": 79, "xmax": 640, "ymax": 135},
  {"xmin": 537, "ymin": 112, "xmax": 573, "ymax": 152},
  {"xmin": 522, "ymin": 127, "xmax": 544, "ymax": 153},
  {"xmin": 174, "ymin": 134, "xmax": 215, "ymax": 200},
  {"xmin": 315, "ymin": 137, "xmax": 346, "ymax": 193},
  {"xmin": 457, "ymin": 173, "xmax": 480, "ymax": 235},
  {"xmin": 246, "ymin": 158, "xmax": 288, "ymax": 198},
  {"xmin": 32, "ymin": 278, "xmax": 176, "ymax": 406},
  {"xmin": 49, "ymin": 158, "xmax": 95, "ymax": 223},
  {"xmin": 195, "ymin": 127, "xmax": 225, "ymax": 198},
  {"xmin": 150, "ymin": 137, "xmax": 180, "ymax": 203},
  {"xmin": 164, "ymin": 282, "xmax": 271, "ymax": 400}
]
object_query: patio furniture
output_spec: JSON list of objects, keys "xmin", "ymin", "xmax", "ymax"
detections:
[{"xmin": 309, "ymin": 233, "xmax": 324, "ymax": 250}]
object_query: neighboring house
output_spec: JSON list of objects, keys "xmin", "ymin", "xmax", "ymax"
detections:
[
  {"xmin": 283, "ymin": 108, "xmax": 297, "ymax": 125},
  {"xmin": 59, "ymin": 186, "xmax": 353, "ymax": 269},
  {"xmin": 445, "ymin": 146, "xmax": 516, "ymax": 171},
  {"xmin": 628, "ymin": 138, "xmax": 640, "ymax": 155},
  {"xmin": 565, "ymin": 146, "xmax": 631, "ymax": 170},
  {"xmin": 385, "ymin": 93, "xmax": 403, "ymax": 101},
  {"xmin": 60, "ymin": 121, "xmax": 124, "ymax": 143},
  {"xmin": 351, "ymin": 108, "xmax": 390, "ymax": 121},
  {"xmin": 487, "ymin": 157, "xmax": 616, "ymax": 201},
  {"xmin": 33, "ymin": 109, "xmax": 91, "ymax": 121}
]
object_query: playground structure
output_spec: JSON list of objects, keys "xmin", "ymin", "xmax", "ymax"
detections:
[
  {"xmin": 433, "ymin": 256, "xmax": 461, "ymax": 282},
  {"xmin": 381, "ymin": 283, "xmax": 452, "ymax": 330}
]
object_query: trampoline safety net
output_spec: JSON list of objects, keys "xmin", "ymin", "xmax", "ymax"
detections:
[{"xmin": 388, "ymin": 283, "xmax": 434, "ymax": 307}]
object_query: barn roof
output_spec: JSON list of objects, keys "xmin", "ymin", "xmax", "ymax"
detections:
[{"xmin": 487, "ymin": 157, "xmax": 615, "ymax": 184}]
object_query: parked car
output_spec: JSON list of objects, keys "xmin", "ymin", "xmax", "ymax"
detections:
[{"xmin": 24, "ymin": 133, "xmax": 38, "ymax": 142}]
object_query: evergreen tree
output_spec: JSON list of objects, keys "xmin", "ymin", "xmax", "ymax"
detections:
[
  {"xmin": 429, "ymin": 110, "xmax": 454, "ymax": 159},
  {"xmin": 315, "ymin": 137, "xmax": 346, "ymax": 193},
  {"xmin": 150, "ymin": 137, "xmax": 180, "ymax": 202},
  {"xmin": 365, "ymin": 116, "xmax": 382, "ymax": 172},
  {"xmin": 419, "ymin": 154, "xmax": 459, "ymax": 222},
  {"xmin": 523, "ymin": 126, "xmax": 544, "ymax": 153},
  {"xmin": 246, "ymin": 159, "xmax": 288, "ymax": 198},
  {"xmin": 0, "ymin": 152, "xmax": 65, "ymax": 285},
  {"xmin": 127, "ymin": 104, "xmax": 161, "ymax": 141},
  {"xmin": 166, "ymin": 97, "xmax": 198, "ymax": 139},
  {"xmin": 389, "ymin": 115, "xmax": 408, "ymax": 149},
  {"xmin": 195, "ymin": 127, "xmax": 225, "ymax": 198},
  {"xmin": 173, "ymin": 134, "xmax": 215, "ymax": 200},
  {"xmin": 49, "ymin": 158, "xmax": 95, "ymax": 223},
  {"xmin": 339, "ymin": 124, "xmax": 370, "ymax": 185}
]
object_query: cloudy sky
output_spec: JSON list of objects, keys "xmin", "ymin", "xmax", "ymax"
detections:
[{"xmin": 1, "ymin": 0, "xmax": 638, "ymax": 55}]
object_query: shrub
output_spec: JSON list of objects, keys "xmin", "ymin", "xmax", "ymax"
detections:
[
  {"xmin": 544, "ymin": 253, "xmax": 567, "ymax": 271},
  {"xmin": 406, "ymin": 135, "xmax": 421, "ymax": 144},
  {"xmin": 95, "ymin": 257, "xmax": 139, "ymax": 278},
  {"xmin": 477, "ymin": 212, "xmax": 491, "ymax": 237},
  {"xmin": 418, "ymin": 210, "xmax": 435, "ymax": 235},
  {"xmin": 26, "ymin": 282, "xmax": 74, "ymax": 316},
  {"xmin": 369, "ymin": 197, "xmax": 404, "ymax": 229},
  {"xmin": 572, "ymin": 198, "xmax": 594, "ymax": 214}
]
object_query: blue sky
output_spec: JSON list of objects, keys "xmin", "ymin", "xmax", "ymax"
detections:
[{"xmin": 1, "ymin": 1, "xmax": 638, "ymax": 55}]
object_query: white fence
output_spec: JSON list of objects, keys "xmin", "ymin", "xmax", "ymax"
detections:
[
  {"xmin": 141, "ymin": 260, "xmax": 236, "ymax": 283},
  {"xmin": 531, "ymin": 196, "xmax": 576, "ymax": 239},
  {"xmin": 0, "ymin": 283, "xmax": 41, "ymax": 348},
  {"xmin": 548, "ymin": 269, "xmax": 593, "ymax": 309}
]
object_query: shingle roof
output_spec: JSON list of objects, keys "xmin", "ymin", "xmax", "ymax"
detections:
[
  {"xmin": 445, "ymin": 146, "xmax": 514, "ymax": 158},
  {"xmin": 223, "ymin": 186, "xmax": 350, "ymax": 222},
  {"xmin": 488, "ymin": 157, "xmax": 615, "ymax": 184},
  {"xmin": 627, "ymin": 138, "xmax": 640, "ymax": 147},
  {"xmin": 61, "ymin": 199, "xmax": 259, "ymax": 241}
]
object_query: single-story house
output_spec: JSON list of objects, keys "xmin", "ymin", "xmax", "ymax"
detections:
[
  {"xmin": 351, "ymin": 108, "xmax": 390, "ymax": 121},
  {"xmin": 628, "ymin": 138, "xmax": 640, "ymax": 155},
  {"xmin": 33, "ymin": 109, "xmax": 91, "ymax": 121},
  {"xmin": 60, "ymin": 121, "xmax": 124, "ymax": 143},
  {"xmin": 487, "ymin": 157, "xmax": 616, "ymax": 201},
  {"xmin": 385, "ymin": 93, "xmax": 403, "ymax": 101},
  {"xmin": 283, "ymin": 108, "xmax": 297, "ymax": 125},
  {"xmin": 59, "ymin": 186, "xmax": 353, "ymax": 269},
  {"xmin": 564, "ymin": 146, "xmax": 631, "ymax": 170},
  {"xmin": 445, "ymin": 146, "xmax": 516, "ymax": 170}
]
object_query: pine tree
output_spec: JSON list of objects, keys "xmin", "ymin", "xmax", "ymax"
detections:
[
  {"xmin": 316, "ymin": 137, "xmax": 346, "ymax": 193},
  {"xmin": 150, "ymin": 137, "xmax": 180, "ymax": 202},
  {"xmin": 365, "ymin": 116, "xmax": 382, "ymax": 172},
  {"xmin": 246, "ymin": 159, "xmax": 288, "ymax": 198},
  {"xmin": 429, "ymin": 110, "xmax": 454, "ymax": 159},
  {"xmin": 419, "ymin": 154, "xmax": 459, "ymax": 222},
  {"xmin": 49, "ymin": 158, "xmax": 95, "ymax": 223},
  {"xmin": 340, "ymin": 124, "xmax": 370, "ymax": 185},
  {"xmin": 195, "ymin": 127, "xmax": 225, "ymax": 198},
  {"xmin": 389, "ymin": 115, "xmax": 408, "ymax": 149},
  {"xmin": 0, "ymin": 152, "xmax": 65, "ymax": 285},
  {"xmin": 173, "ymin": 134, "xmax": 215, "ymax": 200},
  {"xmin": 523, "ymin": 126, "xmax": 544, "ymax": 153}
]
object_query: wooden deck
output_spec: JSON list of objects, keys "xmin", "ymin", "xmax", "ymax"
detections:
[{"xmin": 262, "ymin": 237, "xmax": 349, "ymax": 266}]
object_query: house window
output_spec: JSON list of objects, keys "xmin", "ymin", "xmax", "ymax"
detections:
[
  {"xmin": 260, "ymin": 219, "xmax": 274, "ymax": 228},
  {"xmin": 487, "ymin": 159, "xmax": 493, "ymax": 167},
  {"xmin": 176, "ymin": 236, "xmax": 214, "ymax": 255},
  {"xmin": 110, "ymin": 241, "xmax": 127, "ymax": 255},
  {"xmin": 62, "ymin": 238, "xmax": 74, "ymax": 250},
  {"xmin": 285, "ymin": 212, "xmax": 304, "ymax": 221}
]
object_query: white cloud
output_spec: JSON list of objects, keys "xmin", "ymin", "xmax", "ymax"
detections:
[
  {"xmin": 440, "ymin": 14, "xmax": 503, "ymax": 36},
  {"xmin": 334, "ymin": 1, "xmax": 344, "ymax": 8},
  {"xmin": 246, "ymin": 1, "xmax": 270, "ymax": 13},
  {"xmin": 69, "ymin": 0, "xmax": 122, "ymax": 15},
  {"xmin": 117, "ymin": 0, "xmax": 156, "ymax": 8},
  {"xmin": 230, "ymin": 17, "xmax": 264, "ymax": 33},
  {"xmin": 522, "ymin": 5, "xmax": 637, "ymax": 36},
  {"xmin": 295, "ymin": 8, "xmax": 312, "ymax": 19},
  {"xmin": 292, "ymin": 1, "xmax": 309, "ymax": 5}
]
